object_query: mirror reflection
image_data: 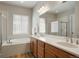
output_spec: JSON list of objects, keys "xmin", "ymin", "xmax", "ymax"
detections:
[{"xmin": 39, "ymin": 1, "xmax": 75, "ymax": 38}]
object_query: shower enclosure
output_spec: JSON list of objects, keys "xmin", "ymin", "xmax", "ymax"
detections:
[
  {"xmin": 58, "ymin": 15, "xmax": 74, "ymax": 38},
  {"xmin": 59, "ymin": 21, "xmax": 68, "ymax": 37}
]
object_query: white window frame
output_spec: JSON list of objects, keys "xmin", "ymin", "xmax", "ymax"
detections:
[
  {"xmin": 51, "ymin": 21, "xmax": 58, "ymax": 32},
  {"xmin": 39, "ymin": 18, "xmax": 46, "ymax": 33},
  {"xmin": 13, "ymin": 14, "xmax": 29, "ymax": 34}
]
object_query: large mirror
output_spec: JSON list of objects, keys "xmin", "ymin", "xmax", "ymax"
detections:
[{"xmin": 39, "ymin": 1, "xmax": 75, "ymax": 37}]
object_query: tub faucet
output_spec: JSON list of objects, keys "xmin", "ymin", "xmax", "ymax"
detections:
[{"xmin": 7, "ymin": 39, "xmax": 11, "ymax": 43}]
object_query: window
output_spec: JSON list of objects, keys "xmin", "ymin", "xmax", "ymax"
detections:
[
  {"xmin": 39, "ymin": 18, "xmax": 45, "ymax": 33},
  {"xmin": 51, "ymin": 21, "xmax": 58, "ymax": 32},
  {"xmin": 13, "ymin": 14, "xmax": 29, "ymax": 34}
]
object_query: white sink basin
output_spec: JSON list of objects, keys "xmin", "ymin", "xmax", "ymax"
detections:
[{"xmin": 57, "ymin": 42, "xmax": 78, "ymax": 48}]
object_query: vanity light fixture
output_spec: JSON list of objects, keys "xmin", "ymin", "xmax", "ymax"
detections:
[{"xmin": 37, "ymin": 6, "xmax": 49, "ymax": 15}]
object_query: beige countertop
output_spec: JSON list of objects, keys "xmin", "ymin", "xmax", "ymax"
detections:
[{"xmin": 31, "ymin": 35, "xmax": 79, "ymax": 57}]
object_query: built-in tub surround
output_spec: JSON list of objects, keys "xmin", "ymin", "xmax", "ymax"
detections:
[
  {"xmin": 31, "ymin": 35, "xmax": 79, "ymax": 57},
  {"xmin": 1, "ymin": 38, "xmax": 30, "ymax": 57},
  {"xmin": 2, "ymin": 38, "xmax": 30, "ymax": 46}
]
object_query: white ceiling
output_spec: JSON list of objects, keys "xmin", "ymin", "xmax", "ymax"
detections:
[{"xmin": 1, "ymin": 1, "xmax": 38, "ymax": 8}]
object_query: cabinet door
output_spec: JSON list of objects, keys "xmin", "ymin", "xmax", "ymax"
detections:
[
  {"xmin": 38, "ymin": 40, "xmax": 45, "ymax": 58},
  {"xmin": 30, "ymin": 37, "xmax": 38, "ymax": 57},
  {"xmin": 33, "ymin": 39, "xmax": 38, "ymax": 57},
  {"xmin": 45, "ymin": 44, "xmax": 56, "ymax": 58},
  {"xmin": 30, "ymin": 37, "xmax": 34, "ymax": 53}
]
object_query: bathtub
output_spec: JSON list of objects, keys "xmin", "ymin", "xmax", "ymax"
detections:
[
  {"xmin": 2, "ymin": 38, "xmax": 30, "ymax": 46},
  {"xmin": 1, "ymin": 38, "xmax": 31, "ymax": 57}
]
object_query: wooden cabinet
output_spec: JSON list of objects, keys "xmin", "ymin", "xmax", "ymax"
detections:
[
  {"xmin": 30, "ymin": 37, "xmax": 78, "ymax": 58},
  {"xmin": 45, "ymin": 43, "xmax": 77, "ymax": 58},
  {"xmin": 37, "ymin": 40, "xmax": 45, "ymax": 58},
  {"xmin": 30, "ymin": 37, "xmax": 38, "ymax": 57}
]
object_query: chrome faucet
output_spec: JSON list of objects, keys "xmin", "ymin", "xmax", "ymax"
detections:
[{"xmin": 7, "ymin": 39, "xmax": 11, "ymax": 43}]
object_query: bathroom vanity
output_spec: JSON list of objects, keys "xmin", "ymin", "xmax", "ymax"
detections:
[{"xmin": 30, "ymin": 36, "xmax": 79, "ymax": 58}]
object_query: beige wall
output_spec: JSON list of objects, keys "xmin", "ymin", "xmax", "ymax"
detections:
[{"xmin": 0, "ymin": 3, "xmax": 32, "ymax": 42}]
